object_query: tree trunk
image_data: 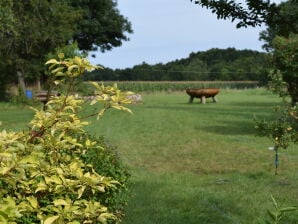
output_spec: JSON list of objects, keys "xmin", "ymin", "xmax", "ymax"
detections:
[
  {"xmin": 36, "ymin": 78, "xmax": 41, "ymax": 91},
  {"xmin": 288, "ymin": 81, "xmax": 298, "ymax": 106},
  {"xmin": 17, "ymin": 70, "xmax": 26, "ymax": 94}
]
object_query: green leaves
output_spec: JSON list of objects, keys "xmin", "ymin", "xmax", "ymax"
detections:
[
  {"xmin": 0, "ymin": 56, "xmax": 131, "ymax": 223},
  {"xmin": 46, "ymin": 56, "xmax": 101, "ymax": 78},
  {"xmin": 190, "ymin": 0, "xmax": 278, "ymax": 28},
  {"xmin": 255, "ymin": 104, "xmax": 297, "ymax": 150},
  {"xmin": 26, "ymin": 197, "xmax": 39, "ymax": 209},
  {"xmin": 0, "ymin": 197, "xmax": 22, "ymax": 222},
  {"xmin": 262, "ymin": 195, "xmax": 298, "ymax": 224},
  {"xmin": 53, "ymin": 199, "xmax": 68, "ymax": 206},
  {"xmin": 89, "ymin": 81, "xmax": 134, "ymax": 119},
  {"xmin": 272, "ymin": 34, "xmax": 298, "ymax": 105},
  {"xmin": 44, "ymin": 216, "xmax": 59, "ymax": 224}
]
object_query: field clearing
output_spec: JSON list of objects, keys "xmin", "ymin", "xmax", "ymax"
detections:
[{"xmin": 0, "ymin": 88, "xmax": 297, "ymax": 223}]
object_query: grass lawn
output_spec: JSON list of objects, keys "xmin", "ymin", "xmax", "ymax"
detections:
[{"xmin": 0, "ymin": 88, "xmax": 297, "ymax": 223}]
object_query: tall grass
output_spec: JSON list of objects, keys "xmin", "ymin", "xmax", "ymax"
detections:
[
  {"xmin": 106, "ymin": 81, "xmax": 259, "ymax": 92},
  {"xmin": 78, "ymin": 81, "xmax": 259, "ymax": 95},
  {"xmin": 0, "ymin": 89, "xmax": 297, "ymax": 223}
]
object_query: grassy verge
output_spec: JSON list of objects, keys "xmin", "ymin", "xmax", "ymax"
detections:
[
  {"xmin": 0, "ymin": 102, "xmax": 35, "ymax": 131},
  {"xmin": 0, "ymin": 88, "xmax": 297, "ymax": 223}
]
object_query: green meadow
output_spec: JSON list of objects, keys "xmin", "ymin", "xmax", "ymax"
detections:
[{"xmin": 0, "ymin": 88, "xmax": 297, "ymax": 223}]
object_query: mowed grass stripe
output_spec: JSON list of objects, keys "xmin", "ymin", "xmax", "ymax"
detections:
[
  {"xmin": 0, "ymin": 88, "xmax": 297, "ymax": 223},
  {"xmin": 84, "ymin": 89, "xmax": 297, "ymax": 223}
]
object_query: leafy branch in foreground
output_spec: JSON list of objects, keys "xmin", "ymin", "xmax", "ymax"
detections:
[
  {"xmin": 260, "ymin": 195, "xmax": 298, "ymax": 224},
  {"xmin": 190, "ymin": 0, "xmax": 278, "ymax": 28},
  {"xmin": 0, "ymin": 55, "xmax": 133, "ymax": 223}
]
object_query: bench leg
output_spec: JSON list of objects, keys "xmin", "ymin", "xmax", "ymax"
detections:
[
  {"xmin": 201, "ymin": 96, "xmax": 206, "ymax": 104},
  {"xmin": 42, "ymin": 101, "xmax": 47, "ymax": 111}
]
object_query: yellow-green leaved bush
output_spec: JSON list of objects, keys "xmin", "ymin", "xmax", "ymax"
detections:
[{"xmin": 0, "ymin": 55, "xmax": 133, "ymax": 223}]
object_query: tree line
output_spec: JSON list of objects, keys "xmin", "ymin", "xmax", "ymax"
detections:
[{"xmin": 84, "ymin": 48, "xmax": 270, "ymax": 82}]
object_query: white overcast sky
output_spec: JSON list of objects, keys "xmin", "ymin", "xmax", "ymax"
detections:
[{"xmin": 88, "ymin": 0, "xmax": 277, "ymax": 69}]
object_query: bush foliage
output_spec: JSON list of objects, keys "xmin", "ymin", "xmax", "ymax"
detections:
[{"xmin": 0, "ymin": 55, "xmax": 133, "ymax": 223}]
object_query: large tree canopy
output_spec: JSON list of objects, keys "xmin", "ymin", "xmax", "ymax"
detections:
[
  {"xmin": 71, "ymin": 0, "xmax": 133, "ymax": 52},
  {"xmin": 0, "ymin": 0, "xmax": 132, "ymax": 94},
  {"xmin": 0, "ymin": 0, "xmax": 132, "ymax": 56},
  {"xmin": 259, "ymin": 0, "xmax": 298, "ymax": 51},
  {"xmin": 190, "ymin": 0, "xmax": 278, "ymax": 28},
  {"xmin": 0, "ymin": 0, "xmax": 82, "ymax": 94}
]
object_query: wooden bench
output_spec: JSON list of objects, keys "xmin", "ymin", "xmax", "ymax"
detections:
[{"xmin": 34, "ymin": 91, "xmax": 60, "ymax": 109}]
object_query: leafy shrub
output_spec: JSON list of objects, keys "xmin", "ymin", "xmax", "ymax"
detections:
[
  {"xmin": 81, "ymin": 134, "xmax": 130, "ymax": 220},
  {"xmin": 0, "ymin": 54, "xmax": 133, "ymax": 223}
]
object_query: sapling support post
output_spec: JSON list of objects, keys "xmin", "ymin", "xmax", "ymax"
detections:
[{"xmin": 274, "ymin": 146, "xmax": 279, "ymax": 175}]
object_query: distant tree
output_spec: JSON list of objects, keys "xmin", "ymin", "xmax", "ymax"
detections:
[
  {"xmin": 131, "ymin": 62, "xmax": 154, "ymax": 80},
  {"xmin": 184, "ymin": 58, "xmax": 208, "ymax": 80},
  {"xmin": 85, "ymin": 67, "xmax": 117, "ymax": 81},
  {"xmin": 84, "ymin": 48, "xmax": 269, "ymax": 81},
  {"xmin": 150, "ymin": 63, "xmax": 166, "ymax": 80}
]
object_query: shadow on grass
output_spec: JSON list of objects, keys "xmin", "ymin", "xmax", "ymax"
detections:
[
  {"xmin": 123, "ymin": 179, "xmax": 241, "ymax": 224},
  {"xmin": 143, "ymin": 101, "xmax": 276, "ymax": 115},
  {"xmin": 122, "ymin": 172, "xmax": 298, "ymax": 224},
  {"xmin": 196, "ymin": 122, "xmax": 256, "ymax": 136},
  {"xmin": 231, "ymin": 101, "xmax": 282, "ymax": 108},
  {"xmin": 140, "ymin": 102, "xmax": 275, "ymax": 138}
]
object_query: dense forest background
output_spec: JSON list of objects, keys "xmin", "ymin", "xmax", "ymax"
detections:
[{"xmin": 85, "ymin": 48, "xmax": 270, "ymax": 82}]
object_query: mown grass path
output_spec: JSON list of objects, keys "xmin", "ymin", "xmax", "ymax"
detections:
[
  {"xmin": 1, "ymin": 88, "xmax": 297, "ymax": 223},
  {"xmin": 84, "ymin": 89, "xmax": 298, "ymax": 224}
]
